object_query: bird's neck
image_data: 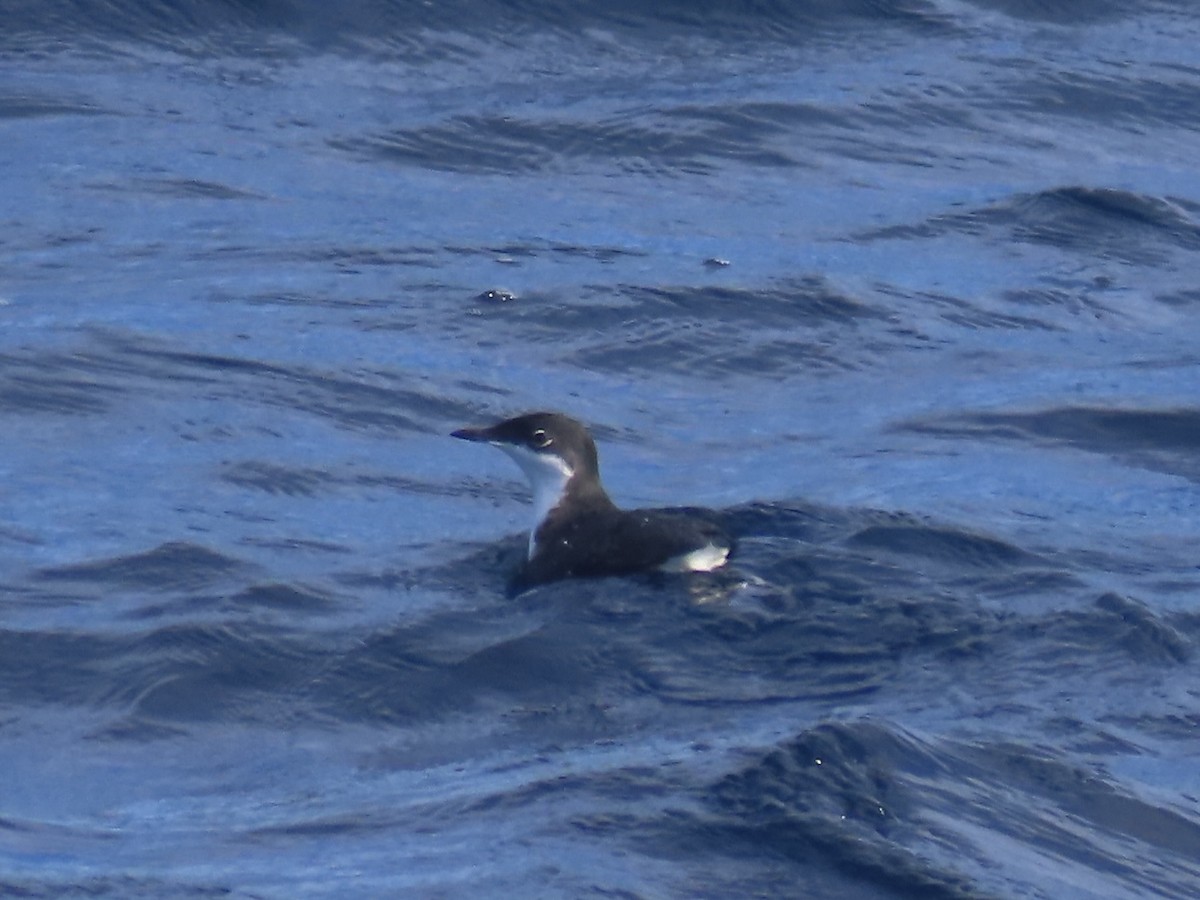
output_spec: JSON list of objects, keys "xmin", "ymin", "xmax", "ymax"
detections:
[{"xmin": 528, "ymin": 475, "xmax": 616, "ymax": 561}]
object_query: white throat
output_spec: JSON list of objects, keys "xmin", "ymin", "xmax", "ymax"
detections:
[{"xmin": 496, "ymin": 443, "xmax": 573, "ymax": 559}]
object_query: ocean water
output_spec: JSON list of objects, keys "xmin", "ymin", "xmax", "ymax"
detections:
[{"xmin": 3, "ymin": 0, "xmax": 1200, "ymax": 896}]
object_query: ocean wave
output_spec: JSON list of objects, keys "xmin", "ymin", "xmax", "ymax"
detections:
[{"xmin": 0, "ymin": 0, "xmax": 954, "ymax": 56}]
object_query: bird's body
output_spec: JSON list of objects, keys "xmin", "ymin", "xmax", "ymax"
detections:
[{"xmin": 452, "ymin": 412, "xmax": 733, "ymax": 590}]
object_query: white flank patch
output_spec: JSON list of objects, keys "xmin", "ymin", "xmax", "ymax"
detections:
[
  {"xmin": 495, "ymin": 443, "xmax": 573, "ymax": 559},
  {"xmin": 658, "ymin": 541, "xmax": 730, "ymax": 573}
]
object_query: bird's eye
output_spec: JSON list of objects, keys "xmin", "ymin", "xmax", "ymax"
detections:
[{"xmin": 531, "ymin": 429, "xmax": 552, "ymax": 448}]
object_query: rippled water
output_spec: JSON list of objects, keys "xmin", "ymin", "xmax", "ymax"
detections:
[{"xmin": 3, "ymin": 1, "xmax": 1200, "ymax": 897}]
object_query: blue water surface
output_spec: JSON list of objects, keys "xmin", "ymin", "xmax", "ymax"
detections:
[{"xmin": 3, "ymin": 1, "xmax": 1200, "ymax": 897}]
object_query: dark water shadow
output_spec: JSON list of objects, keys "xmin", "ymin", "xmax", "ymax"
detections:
[{"xmin": 903, "ymin": 405, "xmax": 1200, "ymax": 482}]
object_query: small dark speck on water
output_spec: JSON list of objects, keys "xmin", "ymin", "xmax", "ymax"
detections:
[{"xmin": 476, "ymin": 288, "xmax": 517, "ymax": 303}]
